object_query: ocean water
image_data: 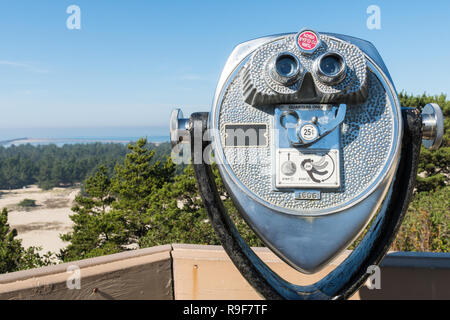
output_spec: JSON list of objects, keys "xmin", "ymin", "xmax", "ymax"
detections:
[{"xmin": 0, "ymin": 127, "xmax": 170, "ymax": 146}]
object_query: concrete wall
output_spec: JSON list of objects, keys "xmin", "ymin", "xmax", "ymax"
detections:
[
  {"xmin": 0, "ymin": 245, "xmax": 173, "ymax": 300},
  {"xmin": 0, "ymin": 244, "xmax": 449, "ymax": 300}
]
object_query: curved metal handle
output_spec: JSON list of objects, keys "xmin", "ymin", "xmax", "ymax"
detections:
[{"xmin": 189, "ymin": 108, "xmax": 422, "ymax": 300}]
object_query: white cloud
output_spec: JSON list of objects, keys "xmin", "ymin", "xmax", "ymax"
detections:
[{"xmin": 0, "ymin": 60, "xmax": 48, "ymax": 73}]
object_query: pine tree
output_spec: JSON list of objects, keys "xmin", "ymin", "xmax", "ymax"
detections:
[
  {"xmin": 111, "ymin": 138, "xmax": 175, "ymax": 240},
  {"xmin": 139, "ymin": 164, "xmax": 263, "ymax": 248},
  {"xmin": 60, "ymin": 165, "xmax": 126, "ymax": 261},
  {"xmin": 0, "ymin": 208, "xmax": 50, "ymax": 273},
  {"xmin": 60, "ymin": 140, "xmax": 176, "ymax": 261}
]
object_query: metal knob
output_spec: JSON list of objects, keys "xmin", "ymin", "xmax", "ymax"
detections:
[
  {"xmin": 421, "ymin": 103, "xmax": 444, "ymax": 150},
  {"xmin": 170, "ymin": 109, "xmax": 190, "ymax": 147},
  {"xmin": 281, "ymin": 160, "xmax": 297, "ymax": 176}
]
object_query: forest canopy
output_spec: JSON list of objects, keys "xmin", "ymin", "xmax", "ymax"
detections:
[{"xmin": 0, "ymin": 142, "xmax": 172, "ymax": 190}]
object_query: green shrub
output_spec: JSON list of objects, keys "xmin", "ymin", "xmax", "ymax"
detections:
[
  {"xmin": 18, "ymin": 199, "xmax": 37, "ymax": 208},
  {"xmin": 392, "ymin": 187, "xmax": 449, "ymax": 252}
]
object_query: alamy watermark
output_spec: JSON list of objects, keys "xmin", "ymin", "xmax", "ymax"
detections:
[
  {"xmin": 171, "ymin": 120, "xmax": 272, "ymax": 166},
  {"xmin": 66, "ymin": 265, "xmax": 81, "ymax": 290},
  {"xmin": 366, "ymin": 5, "xmax": 381, "ymax": 30},
  {"xmin": 66, "ymin": 5, "xmax": 81, "ymax": 30},
  {"xmin": 366, "ymin": 265, "xmax": 381, "ymax": 289}
]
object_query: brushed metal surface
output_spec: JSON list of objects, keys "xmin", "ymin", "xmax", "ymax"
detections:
[{"xmin": 209, "ymin": 32, "xmax": 402, "ymax": 272}]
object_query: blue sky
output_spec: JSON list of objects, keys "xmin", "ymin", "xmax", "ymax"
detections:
[{"xmin": 0, "ymin": 0, "xmax": 449, "ymax": 133}]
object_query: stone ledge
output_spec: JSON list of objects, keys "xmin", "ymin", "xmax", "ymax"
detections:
[{"xmin": 0, "ymin": 244, "xmax": 448, "ymax": 300}]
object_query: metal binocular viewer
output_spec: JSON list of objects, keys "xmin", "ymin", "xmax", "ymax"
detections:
[{"xmin": 170, "ymin": 29, "xmax": 444, "ymax": 300}]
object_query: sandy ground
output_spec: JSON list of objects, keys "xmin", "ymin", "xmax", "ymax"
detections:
[{"xmin": 0, "ymin": 185, "xmax": 79, "ymax": 255}]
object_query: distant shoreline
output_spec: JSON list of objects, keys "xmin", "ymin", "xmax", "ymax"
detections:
[
  {"xmin": 0, "ymin": 137, "xmax": 28, "ymax": 145},
  {"xmin": 0, "ymin": 136, "xmax": 170, "ymax": 147}
]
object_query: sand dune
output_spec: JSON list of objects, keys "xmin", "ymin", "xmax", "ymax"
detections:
[{"xmin": 0, "ymin": 185, "xmax": 79, "ymax": 255}]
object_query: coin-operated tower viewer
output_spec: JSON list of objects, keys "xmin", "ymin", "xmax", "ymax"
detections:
[{"xmin": 170, "ymin": 29, "xmax": 444, "ymax": 300}]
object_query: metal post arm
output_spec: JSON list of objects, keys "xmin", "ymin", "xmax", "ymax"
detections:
[{"xmin": 189, "ymin": 108, "xmax": 422, "ymax": 300}]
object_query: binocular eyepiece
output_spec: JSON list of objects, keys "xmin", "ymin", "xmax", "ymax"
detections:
[
  {"xmin": 269, "ymin": 52, "xmax": 303, "ymax": 86},
  {"xmin": 269, "ymin": 49, "xmax": 347, "ymax": 88},
  {"xmin": 313, "ymin": 52, "xmax": 347, "ymax": 85}
]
